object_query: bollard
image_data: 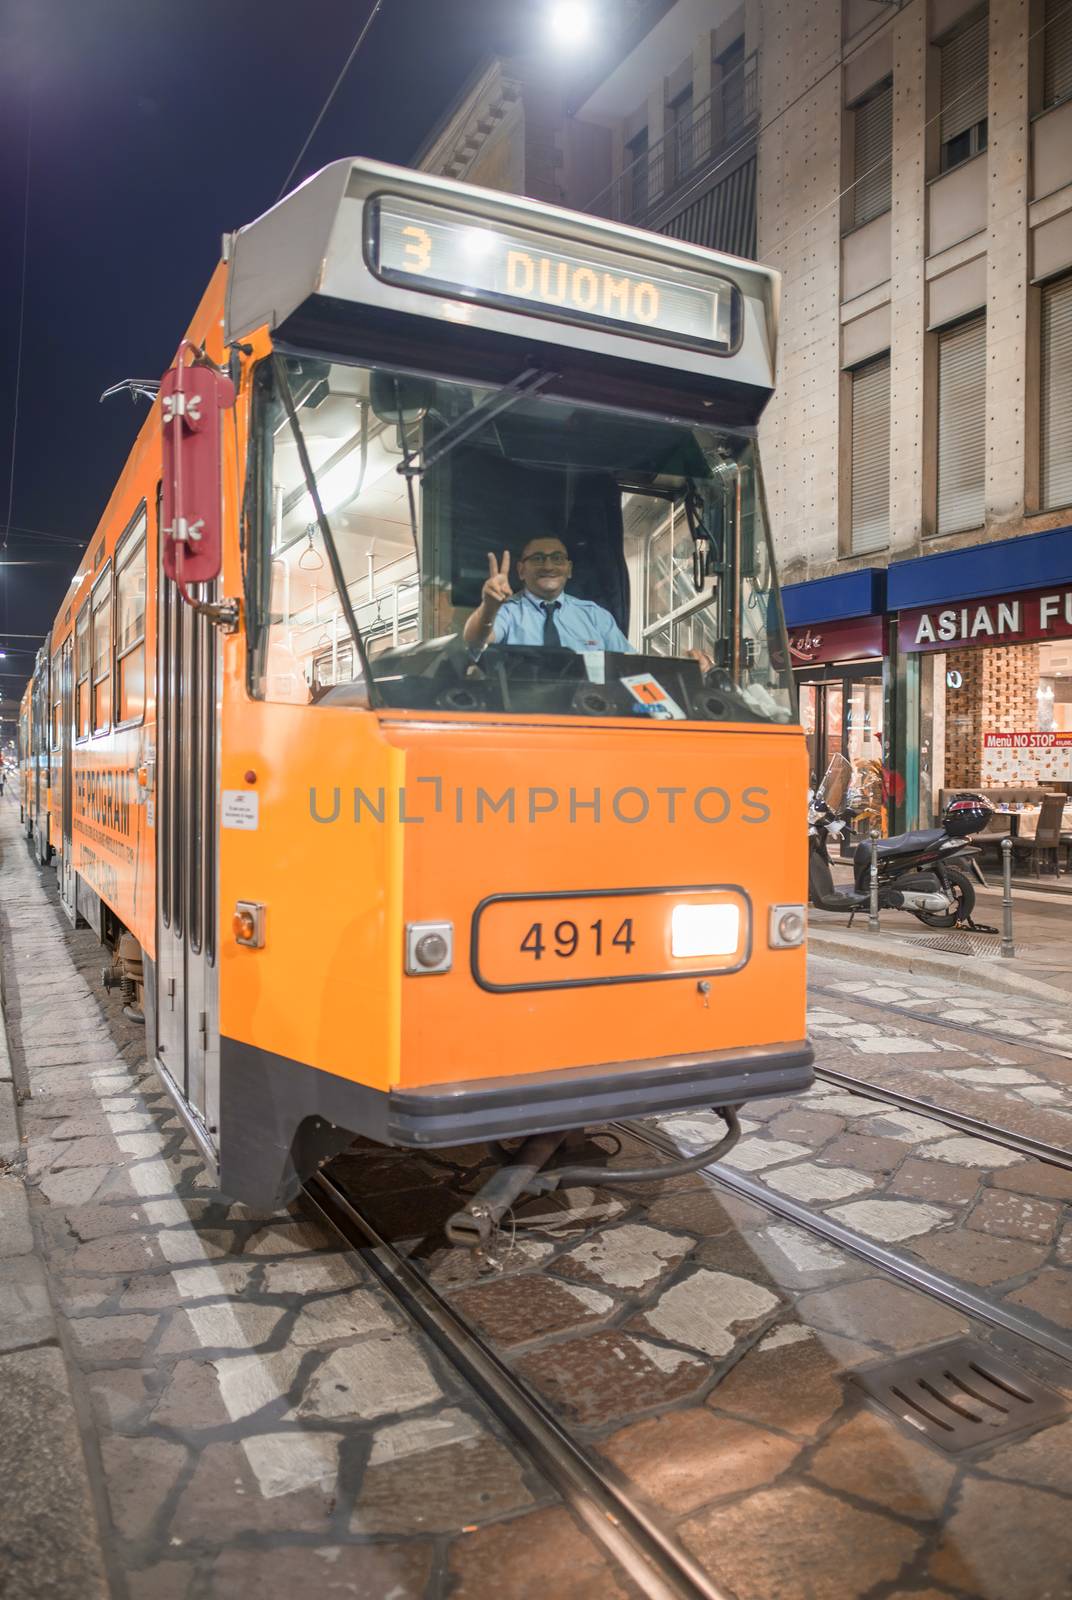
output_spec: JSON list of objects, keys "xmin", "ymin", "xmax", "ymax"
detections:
[
  {"xmin": 1000, "ymin": 835, "xmax": 1014, "ymax": 958},
  {"xmin": 868, "ymin": 840, "xmax": 880, "ymax": 933}
]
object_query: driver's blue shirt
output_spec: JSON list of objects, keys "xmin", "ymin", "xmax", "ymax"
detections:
[{"xmin": 490, "ymin": 588, "xmax": 635, "ymax": 653}]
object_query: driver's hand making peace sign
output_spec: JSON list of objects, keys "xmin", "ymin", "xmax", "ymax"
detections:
[
  {"xmin": 463, "ymin": 550, "xmax": 515, "ymax": 647},
  {"xmin": 481, "ymin": 550, "xmax": 513, "ymax": 609}
]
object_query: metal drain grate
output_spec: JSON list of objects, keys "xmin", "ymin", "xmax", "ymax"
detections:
[
  {"xmin": 907, "ymin": 933, "xmax": 1024, "ymax": 958},
  {"xmin": 851, "ymin": 1338, "xmax": 1067, "ymax": 1454}
]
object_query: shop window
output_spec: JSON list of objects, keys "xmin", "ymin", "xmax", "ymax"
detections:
[
  {"xmin": 850, "ymin": 79, "xmax": 892, "ymax": 228},
  {"xmin": 938, "ymin": 10, "xmax": 988, "ymax": 173},
  {"xmin": 849, "ymin": 353, "xmax": 891, "ymax": 554},
  {"xmin": 1041, "ymin": 274, "xmax": 1072, "ymax": 510},
  {"xmin": 936, "ymin": 317, "xmax": 986, "ymax": 535},
  {"xmin": 75, "ymin": 605, "xmax": 90, "ymax": 740},
  {"xmin": 91, "ymin": 566, "xmax": 112, "ymax": 733},
  {"xmin": 1043, "ymin": 0, "xmax": 1072, "ymax": 109},
  {"xmin": 114, "ymin": 518, "xmax": 147, "ymax": 724}
]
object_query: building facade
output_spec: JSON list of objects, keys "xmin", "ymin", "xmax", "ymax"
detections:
[{"xmin": 417, "ymin": 0, "xmax": 1072, "ymax": 826}]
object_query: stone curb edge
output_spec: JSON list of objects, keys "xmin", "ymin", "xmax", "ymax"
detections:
[
  {"xmin": 0, "ymin": 909, "xmax": 19, "ymax": 1159},
  {"xmin": 808, "ymin": 928, "xmax": 1072, "ymax": 1009},
  {"xmin": 0, "ymin": 850, "xmax": 114, "ymax": 1599}
]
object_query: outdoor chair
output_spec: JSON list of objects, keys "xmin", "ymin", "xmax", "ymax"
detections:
[{"xmin": 1011, "ymin": 792, "xmax": 1066, "ymax": 877}]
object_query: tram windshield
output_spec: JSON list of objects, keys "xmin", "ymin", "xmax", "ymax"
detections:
[{"xmin": 247, "ymin": 353, "xmax": 794, "ymax": 725}]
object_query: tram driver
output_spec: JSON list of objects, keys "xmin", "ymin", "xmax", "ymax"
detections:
[{"xmin": 463, "ymin": 537, "xmax": 635, "ymax": 654}]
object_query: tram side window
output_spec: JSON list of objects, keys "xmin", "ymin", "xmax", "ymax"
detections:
[
  {"xmin": 51, "ymin": 654, "xmax": 62, "ymax": 751},
  {"xmin": 91, "ymin": 567, "xmax": 113, "ymax": 733},
  {"xmin": 251, "ymin": 357, "xmax": 419, "ymax": 704},
  {"xmin": 115, "ymin": 523, "xmax": 147, "ymax": 724},
  {"xmin": 75, "ymin": 606, "xmax": 91, "ymax": 740}
]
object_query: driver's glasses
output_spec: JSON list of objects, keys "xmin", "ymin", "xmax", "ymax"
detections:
[{"xmin": 523, "ymin": 552, "xmax": 569, "ymax": 567}]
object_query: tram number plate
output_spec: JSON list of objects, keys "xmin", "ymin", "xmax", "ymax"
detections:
[{"xmin": 472, "ymin": 888, "xmax": 749, "ymax": 992}]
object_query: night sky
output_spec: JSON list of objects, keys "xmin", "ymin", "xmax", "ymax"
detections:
[{"xmin": 0, "ymin": 0, "xmax": 605, "ymax": 732}]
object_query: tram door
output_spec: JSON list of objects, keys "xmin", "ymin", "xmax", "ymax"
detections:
[
  {"xmin": 32, "ymin": 661, "xmax": 49, "ymax": 863},
  {"xmin": 59, "ymin": 637, "xmax": 76, "ymax": 915},
  {"xmin": 155, "ymin": 559, "xmax": 220, "ymax": 1145}
]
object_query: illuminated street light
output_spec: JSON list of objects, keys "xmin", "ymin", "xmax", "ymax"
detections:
[{"xmin": 548, "ymin": 1, "xmax": 592, "ymax": 48}]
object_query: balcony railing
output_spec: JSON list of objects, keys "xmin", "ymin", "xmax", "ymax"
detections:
[{"xmin": 588, "ymin": 52, "xmax": 758, "ymax": 228}]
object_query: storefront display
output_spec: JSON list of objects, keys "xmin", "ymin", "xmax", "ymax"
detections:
[
  {"xmin": 892, "ymin": 543, "xmax": 1072, "ymax": 819},
  {"xmin": 781, "ymin": 571, "xmax": 888, "ymax": 800}
]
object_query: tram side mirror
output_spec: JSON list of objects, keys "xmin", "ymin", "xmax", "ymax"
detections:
[
  {"xmin": 369, "ymin": 370, "xmax": 435, "ymax": 426},
  {"xmin": 160, "ymin": 342, "xmax": 236, "ymax": 585}
]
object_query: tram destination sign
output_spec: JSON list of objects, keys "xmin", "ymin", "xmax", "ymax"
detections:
[{"xmin": 368, "ymin": 196, "xmax": 739, "ymax": 354}]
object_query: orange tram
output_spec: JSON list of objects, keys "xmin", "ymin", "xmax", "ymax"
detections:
[{"xmin": 19, "ymin": 159, "xmax": 812, "ymax": 1229}]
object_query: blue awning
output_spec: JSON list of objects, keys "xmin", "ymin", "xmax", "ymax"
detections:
[
  {"xmin": 888, "ymin": 525, "xmax": 1072, "ymax": 610},
  {"xmin": 781, "ymin": 568, "xmax": 886, "ymax": 627}
]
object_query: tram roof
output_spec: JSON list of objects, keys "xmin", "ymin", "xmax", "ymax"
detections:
[{"xmin": 225, "ymin": 158, "xmax": 779, "ymax": 405}]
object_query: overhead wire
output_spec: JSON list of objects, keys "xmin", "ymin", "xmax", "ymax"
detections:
[
  {"xmin": 275, "ymin": 0, "xmax": 385, "ymax": 202},
  {"xmin": 590, "ymin": 0, "xmax": 1071, "ymax": 268},
  {"xmin": 763, "ymin": 0, "xmax": 1072, "ymax": 258},
  {"xmin": 584, "ymin": 0, "xmax": 914, "ymax": 216},
  {"xmin": 2, "ymin": 101, "xmax": 32, "ymax": 665},
  {"xmin": 3, "ymin": 103, "xmax": 31, "ymax": 560},
  {"xmin": 1, "ymin": 524, "xmax": 88, "ymax": 546}
]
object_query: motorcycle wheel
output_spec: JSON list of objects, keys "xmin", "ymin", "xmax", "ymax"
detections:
[{"xmin": 913, "ymin": 867, "xmax": 975, "ymax": 929}]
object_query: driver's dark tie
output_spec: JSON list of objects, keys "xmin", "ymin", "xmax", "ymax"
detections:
[{"xmin": 541, "ymin": 601, "xmax": 562, "ymax": 648}]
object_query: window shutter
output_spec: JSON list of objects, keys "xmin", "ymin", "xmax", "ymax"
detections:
[
  {"xmin": 850, "ymin": 355, "xmax": 891, "ymax": 554},
  {"xmin": 937, "ymin": 318, "xmax": 986, "ymax": 535},
  {"xmin": 853, "ymin": 81, "xmax": 892, "ymax": 227},
  {"xmin": 940, "ymin": 12, "xmax": 988, "ymax": 145},
  {"xmin": 1044, "ymin": 0, "xmax": 1072, "ymax": 108},
  {"xmin": 1041, "ymin": 275, "xmax": 1072, "ymax": 510}
]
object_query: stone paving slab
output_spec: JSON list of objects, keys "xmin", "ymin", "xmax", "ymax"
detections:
[
  {"xmin": 0, "ymin": 802, "xmax": 636, "ymax": 1600},
  {"xmin": 0, "ymin": 1346, "xmax": 110, "ymax": 1600},
  {"xmin": 5, "ymin": 792, "xmax": 1072, "ymax": 1599}
]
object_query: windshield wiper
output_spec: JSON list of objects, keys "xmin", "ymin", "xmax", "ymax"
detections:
[{"xmin": 396, "ymin": 366, "xmax": 558, "ymax": 480}]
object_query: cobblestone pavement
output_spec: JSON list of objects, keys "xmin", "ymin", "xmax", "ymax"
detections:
[
  {"xmin": 3, "ymin": 790, "xmax": 1072, "ymax": 1599},
  {"xmin": 806, "ymin": 958, "xmax": 1072, "ymax": 1152},
  {"xmin": 0, "ymin": 809, "xmax": 633, "ymax": 1600},
  {"xmin": 337, "ymin": 1124, "xmax": 1072, "ymax": 1600}
]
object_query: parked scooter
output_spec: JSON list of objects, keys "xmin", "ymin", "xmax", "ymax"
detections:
[{"xmin": 808, "ymin": 755, "xmax": 992, "ymax": 930}]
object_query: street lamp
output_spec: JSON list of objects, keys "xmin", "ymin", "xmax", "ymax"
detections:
[{"xmin": 548, "ymin": 1, "xmax": 592, "ymax": 48}]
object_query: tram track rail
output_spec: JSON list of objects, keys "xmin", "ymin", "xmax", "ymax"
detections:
[
  {"xmin": 622, "ymin": 1121, "xmax": 1072, "ymax": 1367},
  {"xmin": 808, "ymin": 982, "xmax": 1072, "ymax": 1062},
  {"xmin": 303, "ymin": 1168, "xmax": 727, "ymax": 1600},
  {"xmin": 811, "ymin": 1064, "xmax": 1072, "ymax": 1172}
]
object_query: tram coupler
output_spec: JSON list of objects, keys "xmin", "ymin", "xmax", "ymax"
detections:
[
  {"xmin": 526, "ymin": 1106, "xmax": 742, "ymax": 1191},
  {"xmin": 445, "ymin": 1131, "xmax": 567, "ymax": 1248}
]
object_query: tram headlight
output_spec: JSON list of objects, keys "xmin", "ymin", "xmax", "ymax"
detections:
[
  {"xmin": 768, "ymin": 905, "xmax": 806, "ymax": 948},
  {"xmin": 671, "ymin": 903, "xmax": 740, "ymax": 959}
]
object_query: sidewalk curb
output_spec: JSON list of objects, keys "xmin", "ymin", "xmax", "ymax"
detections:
[
  {"xmin": 0, "ymin": 916, "xmax": 20, "ymax": 1167},
  {"xmin": 808, "ymin": 928, "xmax": 1072, "ymax": 1008},
  {"xmin": 0, "ymin": 866, "xmax": 112, "ymax": 1600}
]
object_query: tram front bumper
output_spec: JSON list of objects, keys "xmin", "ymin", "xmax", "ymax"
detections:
[
  {"xmin": 385, "ymin": 1040, "xmax": 814, "ymax": 1146},
  {"xmin": 218, "ymin": 1035, "xmax": 814, "ymax": 1210}
]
